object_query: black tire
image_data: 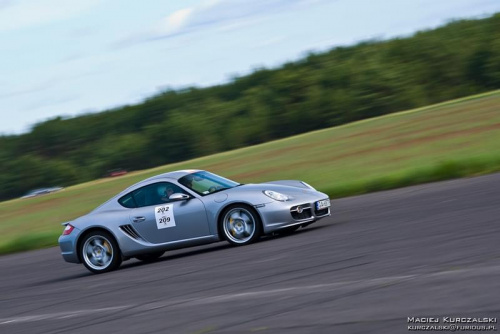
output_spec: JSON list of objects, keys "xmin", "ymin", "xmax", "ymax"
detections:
[
  {"xmin": 220, "ymin": 204, "xmax": 262, "ymax": 246},
  {"xmin": 135, "ymin": 251, "xmax": 165, "ymax": 262},
  {"xmin": 79, "ymin": 230, "xmax": 122, "ymax": 274}
]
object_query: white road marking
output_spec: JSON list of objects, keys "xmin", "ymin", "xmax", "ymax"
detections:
[{"xmin": 0, "ymin": 306, "xmax": 130, "ymax": 325}]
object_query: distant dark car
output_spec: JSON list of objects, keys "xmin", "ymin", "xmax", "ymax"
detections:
[
  {"xmin": 106, "ymin": 169, "xmax": 128, "ymax": 177},
  {"xmin": 21, "ymin": 187, "xmax": 63, "ymax": 199}
]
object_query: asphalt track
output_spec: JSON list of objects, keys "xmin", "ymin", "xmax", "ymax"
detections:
[{"xmin": 1, "ymin": 174, "xmax": 499, "ymax": 334}]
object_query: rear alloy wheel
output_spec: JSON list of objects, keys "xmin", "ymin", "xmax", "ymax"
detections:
[
  {"xmin": 80, "ymin": 231, "xmax": 122, "ymax": 274},
  {"xmin": 135, "ymin": 251, "xmax": 164, "ymax": 262},
  {"xmin": 222, "ymin": 205, "xmax": 262, "ymax": 246}
]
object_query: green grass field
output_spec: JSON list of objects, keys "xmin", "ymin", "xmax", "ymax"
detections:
[{"xmin": 1, "ymin": 90, "xmax": 500, "ymax": 254}]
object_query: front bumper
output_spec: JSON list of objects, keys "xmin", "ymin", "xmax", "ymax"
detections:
[{"xmin": 255, "ymin": 197, "xmax": 331, "ymax": 234}]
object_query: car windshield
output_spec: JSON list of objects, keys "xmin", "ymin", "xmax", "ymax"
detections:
[{"xmin": 178, "ymin": 171, "xmax": 240, "ymax": 196}]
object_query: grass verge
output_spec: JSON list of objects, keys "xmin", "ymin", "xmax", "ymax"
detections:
[{"xmin": 325, "ymin": 154, "xmax": 500, "ymax": 198}]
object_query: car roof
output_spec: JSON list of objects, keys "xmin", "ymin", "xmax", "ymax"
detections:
[
  {"xmin": 121, "ymin": 169, "xmax": 203, "ymax": 192},
  {"xmin": 91, "ymin": 169, "xmax": 204, "ymax": 213},
  {"xmin": 142, "ymin": 169, "xmax": 202, "ymax": 183}
]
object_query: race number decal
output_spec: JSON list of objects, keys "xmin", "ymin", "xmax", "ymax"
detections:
[{"xmin": 155, "ymin": 204, "xmax": 176, "ymax": 229}]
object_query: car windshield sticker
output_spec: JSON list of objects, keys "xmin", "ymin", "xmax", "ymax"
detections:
[{"xmin": 155, "ymin": 204, "xmax": 176, "ymax": 229}]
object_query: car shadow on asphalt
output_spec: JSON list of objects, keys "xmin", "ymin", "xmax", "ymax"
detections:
[
  {"xmin": 30, "ymin": 244, "xmax": 235, "ymax": 282},
  {"xmin": 261, "ymin": 222, "xmax": 332, "ymax": 242},
  {"xmin": 119, "ymin": 224, "xmax": 334, "ymax": 271},
  {"xmin": 24, "ymin": 272, "xmax": 93, "ymax": 286},
  {"xmin": 119, "ymin": 243, "xmax": 233, "ymax": 271},
  {"xmin": 111, "ymin": 222, "xmax": 338, "ymax": 272}
]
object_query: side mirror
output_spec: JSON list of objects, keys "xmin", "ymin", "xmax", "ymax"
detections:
[{"xmin": 169, "ymin": 193, "xmax": 190, "ymax": 201}]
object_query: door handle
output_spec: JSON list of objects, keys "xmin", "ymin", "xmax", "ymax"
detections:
[{"xmin": 133, "ymin": 216, "xmax": 146, "ymax": 223}]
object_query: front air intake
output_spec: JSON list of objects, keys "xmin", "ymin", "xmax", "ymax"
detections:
[{"xmin": 290, "ymin": 204, "xmax": 313, "ymax": 220}]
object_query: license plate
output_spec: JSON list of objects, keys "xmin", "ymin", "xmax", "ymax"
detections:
[{"xmin": 316, "ymin": 199, "xmax": 330, "ymax": 210}]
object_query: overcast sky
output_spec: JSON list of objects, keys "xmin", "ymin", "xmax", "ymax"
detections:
[{"xmin": 1, "ymin": 0, "xmax": 499, "ymax": 134}]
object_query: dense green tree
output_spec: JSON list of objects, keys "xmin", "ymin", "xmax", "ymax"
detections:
[{"xmin": 1, "ymin": 14, "xmax": 500, "ymax": 200}]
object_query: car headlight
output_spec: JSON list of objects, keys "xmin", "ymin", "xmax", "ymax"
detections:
[{"xmin": 263, "ymin": 190, "xmax": 289, "ymax": 201}]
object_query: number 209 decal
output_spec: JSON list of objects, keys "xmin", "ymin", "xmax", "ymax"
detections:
[{"xmin": 155, "ymin": 204, "xmax": 176, "ymax": 229}]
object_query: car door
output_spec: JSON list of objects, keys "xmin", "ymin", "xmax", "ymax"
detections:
[{"xmin": 127, "ymin": 182, "xmax": 210, "ymax": 244}]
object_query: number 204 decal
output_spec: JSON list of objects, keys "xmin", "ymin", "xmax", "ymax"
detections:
[{"xmin": 155, "ymin": 204, "xmax": 176, "ymax": 229}]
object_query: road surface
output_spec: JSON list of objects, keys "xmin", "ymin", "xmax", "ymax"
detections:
[{"xmin": 1, "ymin": 174, "xmax": 499, "ymax": 333}]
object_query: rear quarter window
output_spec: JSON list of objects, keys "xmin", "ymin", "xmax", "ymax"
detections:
[{"xmin": 118, "ymin": 193, "xmax": 136, "ymax": 208}]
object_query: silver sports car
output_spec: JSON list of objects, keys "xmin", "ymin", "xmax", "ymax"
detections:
[{"xmin": 59, "ymin": 170, "xmax": 331, "ymax": 273}]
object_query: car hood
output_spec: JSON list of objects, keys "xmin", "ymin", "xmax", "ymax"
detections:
[
  {"xmin": 244, "ymin": 183, "xmax": 316, "ymax": 195},
  {"xmin": 220, "ymin": 182, "xmax": 326, "ymax": 204}
]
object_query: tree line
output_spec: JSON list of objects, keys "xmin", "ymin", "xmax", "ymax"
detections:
[{"xmin": 1, "ymin": 14, "xmax": 499, "ymax": 200}]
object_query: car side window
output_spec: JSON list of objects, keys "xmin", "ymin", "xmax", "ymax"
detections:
[
  {"xmin": 118, "ymin": 193, "xmax": 136, "ymax": 208},
  {"xmin": 119, "ymin": 182, "xmax": 188, "ymax": 208}
]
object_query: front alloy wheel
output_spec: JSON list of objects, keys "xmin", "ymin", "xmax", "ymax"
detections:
[{"xmin": 222, "ymin": 205, "xmax": 262, "ymax": 246}]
